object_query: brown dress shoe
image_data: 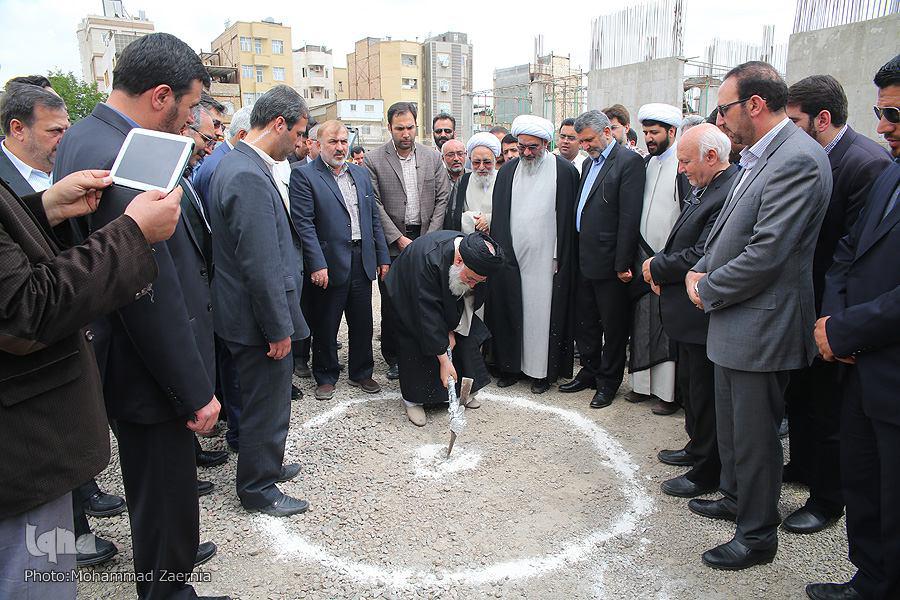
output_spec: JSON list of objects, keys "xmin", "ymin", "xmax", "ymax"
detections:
[
  {"xmin": 349, "ymin": 377, "xmax": 381, "ymax": 393},
  {"xmin": 651, "ymin": 398, "xmax": 679, "ymax": 415},
  {"xmin": 314, "ymin": 384, "xmax": 335, "ymax": 400}
]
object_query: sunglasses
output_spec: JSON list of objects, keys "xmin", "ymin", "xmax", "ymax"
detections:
[
  {"xmin": 873, "ymin": 105, "xmax": 900, "ymax": 124},
  {"xmin": 434, "ymin": 128, "xmax": 454, "ymax": 135}
]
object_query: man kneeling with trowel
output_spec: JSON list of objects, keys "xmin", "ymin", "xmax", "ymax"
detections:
[{"xmin": 383, "ymin": 230, "xmax": 504, "ymax": 426}]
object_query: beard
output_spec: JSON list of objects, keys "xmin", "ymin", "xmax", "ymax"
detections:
[
  {"xmin": 647, "ymin": 135, "xmax": 671, "ymax": 157},
  {"xmin": 448, "ymin": 263, "xmax": 470, "ymax": 297},
  {"xmin": 519, "ymin": 149, "xmax": 545, "ymax": 176},
  {"xmin": 161, "ymin": 103, "xmax": 184, "ymax": 134},
  {"xmin": 472, "ymin": 170, "xmax": 495, "ymax": 190}
]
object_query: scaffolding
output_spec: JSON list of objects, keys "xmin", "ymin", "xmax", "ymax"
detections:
[{"xmin": 793, "ymin": 0, "xmax": 898, "ymax": 33}]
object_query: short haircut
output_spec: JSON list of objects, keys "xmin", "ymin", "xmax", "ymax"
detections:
[
  {"xmin": 249, "ymin": 85, "xmax": 308, "ymax": 129},
  {"xmin": 6, "ymin": 75, "xmax": 52, "ymax": 90},
  {"xmin": 501, "ymin": 133, "xmax": 518, "ymax": 145},
  {"xmin": 1, "ymin": 82, "xmax": 66, "ymax": 135},
  {"xmin": 602, "ymin": 104, "xmax": 630, "ymax": 126},
  {"xmin": 317, "ymin": 119, "xmax": 347, "ymax": 140},
  {"xmin": 680, "ymin": 114, "xmax": 707, "ymax": 135},
  {"xmin": 787, "ymin": 75, "xmax": 848, "ymax": 126},
  {"xmin": 387, "ymin": 101, "xmax": 417, "ymax": 125},
  {"xmin": 559, "ymin": 118, "xmax": 575, "ymax": 131},
  {"xmin": 723, "ymin": 60, "xmax": 788, "ymax": 112},
  {"xmin": 489, "ymin": 125, "xmax": 509, "ymax": 135},
  {"xmin": 228, "ymin": 105, "xmax": 252, "ymax": 138},
  {"xmin": 200, "ymin": 90, "xmax": 227, "ymax": 115},
  {"xmin": 573, "ymin": 109, "xmax": 611, "ymax": 134},
  {"xmin": 873, "ymin": 54, "xmax": 900, "ymax": 89},
  {"xmin": 112, "ymin": 32, "xmax": 211, "ymax": 98},
  {"xmin": 350, "ymin": 146, "xmax": 365, "ymax": 156},
  {"xmin": 696, "ymin": 125, "xmax": 731, "ymax": 163},
  {"xmin": 432, "ymin": 112, "xmax": 456, "ymax": 129},
  {"xmin": 626, "ymin": 128, "xmax": 638, "ymax": 144}
]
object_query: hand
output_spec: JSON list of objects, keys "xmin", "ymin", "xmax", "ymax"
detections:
[
  {"xmin": 617, "ymin": 269, "xmax": 633, "ymax": 283},
  {"xmin": 448, "ymin": 331, "xmax": 457, "ymax": 351},
  {"xmin": 187, "ymin": 395, "xmax": 221, "ymax": 434},
  {"xmin": 651, "ymin": 282, "xmax": 661, "ymax": 296},
  {"xmin": 310, "ymin": 268, "xmax": 328, "ymax": 289},
  {"xmin": 124, "ymin": 187, "xmax": 183, "ymax": 244},
  {"xmin": 42, "ymin": 170, "xmax": 113, "ymax": 226},
  {"xmin": 814, "ymin": 316, "xmax": 835, "ymax": 362},
  {"xmin": 439, "ymin": 355, "xmax": 458, "ymax": 389},
  {"xmin": 685, "ymin": 271, "xmax": 706, "ymax": 310},
  {"xmin": 267, "ymin": 336, "xmax": 292, "ymax": 360},
  {"xmin": 396, "ymin": 236, "xmax": 413, "ymax": 250},
  {"xmin": 641, "ymin": 257, "xmax": 654, "ymax": 284},
  {"xmin": 473, "ymin": 214, "xmax": 489, "ymax": 232},
  {"xmin": 378, "ymin": 264, "xmax": 390, "ymax": 280}
]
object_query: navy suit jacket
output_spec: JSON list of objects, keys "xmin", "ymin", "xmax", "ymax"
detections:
[
  {"xmin": 822, "ymin": 160, "xmax": 900, "ymax": 425},
  {"xmin": 53, "ymin": 103, "xmax": 214, "ymax": 423},
  {"xmin": 208, "ymin": 142, "xmax": 309, "ymax": 346},
  {"xmin": 191, "ymin": 140, "xmax": 231, "ymax": 214}
]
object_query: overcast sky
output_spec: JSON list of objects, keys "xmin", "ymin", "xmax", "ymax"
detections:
[{"xmin": 0, "ymin": 0, "xmax": 796, "ymax": 91}]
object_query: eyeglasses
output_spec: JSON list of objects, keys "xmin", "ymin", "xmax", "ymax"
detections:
[
  {"xmin": 189, "ymin": 126, "xmax": 216, "ymax": 148},
  {"xmin": 517, "ymin": 142, "xmax": 542, "ymax": 153},
  {"xmin": 443, "ymin": 151, "xmax": 466, "ymax": 158},
  {"xmin": 471, "ymin": 159, "xmax": 494, "ymax": 167},
  {"xmin": 716, "ymin": 97, "xmax": 754, "ymax": 116},
  {"xmin": 873, "ymin": 105, "xmax": 900, "ymax": 124},
  {"xmin": 558, "ymin": 134, "xmax": 577, "ymax": 141},
  {"xmin": 434, "ymin": 128, "xmax": 454, "ymax": 135}
]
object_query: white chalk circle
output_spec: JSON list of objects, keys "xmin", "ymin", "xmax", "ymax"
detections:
[{"xmin": 260, "ymin": 390, "xmax": 653, "ymax": 589}]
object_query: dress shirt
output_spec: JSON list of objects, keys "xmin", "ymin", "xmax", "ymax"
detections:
[
  {"xmin": 245, "ymin": 141, "xmax": 290, "ymax": 210},
  {"xmin": 576, "ymin": 139, "xmax": 616, "ymax": 232},
  {"xmin": 1, "ymin": 141, "xmax": 51, "ymax": 192},
  {"xmin": 396, "ymin": 143, "xmax": 420, "ymax": 226},
  {"xmin": 332, "ymin": 162, "xmax": 362, "ymax": 240},
  {"xmin": 182, "ymin": 175, "xmax": 210, "ymax": 231},
  {"xmin": 104, "ymin": 103, "xmax": 142, "ymax": 129},
  {"xmin": 823, "ymin": 124, "xmax": 848, "ymax": 156},
  {"xmin": 734, "ymin": 117, "xmax": 791, "ymax": 195}
]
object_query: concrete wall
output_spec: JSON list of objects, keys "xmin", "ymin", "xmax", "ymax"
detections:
[{"xmin": 786, "ymin": 13, "xmax": 900, "ymax": 148}]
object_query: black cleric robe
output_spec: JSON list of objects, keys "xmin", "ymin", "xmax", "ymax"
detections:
[
  {"xmin": 484, "ymin": 155, "xmax": 579, "ymax": 382},
  {"xmin": 383, "ymin": 230, "xmax": 490, "ymax": 404}
]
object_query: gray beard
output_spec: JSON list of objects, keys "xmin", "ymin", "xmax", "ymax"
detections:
[
  {"xmin": 472, "ymin": 171, "xmax": 494, "ymax": 190},
  {"xmin": 448, "ymin": 263, "xmax": 469, "ymax": 297},
  {"xmin": 519, "ymin": 152, "xmax": 544, "ymax": 176}
]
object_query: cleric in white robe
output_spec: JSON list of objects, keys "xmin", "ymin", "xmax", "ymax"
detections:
[
  {"xmin": 630, "ymin": 103, "xmax": 690, "ymax": 413},
  {"xmin": 443, "ymin": 132, "xmax": 499, "ymax": 234},
  {"xmin": 485, "ymin": 115, "xmax": 580, "ymax": 394}
]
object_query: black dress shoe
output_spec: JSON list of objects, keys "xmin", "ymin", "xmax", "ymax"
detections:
[
  {"xmin": 197, "ymin": 449, "xmax": 229, "ymax": 468},
  {"xmin": 248, "ymin": 494, "xmax": 310, "ymax": 517},
  {"xmin": 661, "ymin": 475, "xmax": 717, "ymax": 498},
  {"xmin": 277, "ymin": 463, "xmax": 301, "ymax": 483},
  {"xmin": 805, "ymin": 582, "xmax": 861, "ymax": 600},
  {"xmin": 195, "ymin": 541, "xmax": 217, "ymax": 567},
  {"xmin": 76, "ymin": 534, "xmax": 118, "ymax": 567},
  {"xmin": 294, "ymin": 362, "xmax": 311, "ymax": 378},
  {"xmin": 83, "ymin": 491, "xmax": 127, "ymax": 517},
  {"xmin": 496, "ymin": 374, "xmax": 518, "ymax": 388},
  {"xmin": 688, "ymin": 497, "xmax": 737, "ymax": 522},
  {"xmin": 386, "ymin": 364, "xmax": 400, "ymax": 380},
  {"xmin": 291, "ymin": 384, "xmax": 303, "ymax": 400},
  {"xmin": 657, "ymin": 448, "xmax": 695, "ymax": 467},
  {"xmin": 702, "ymin": 537, "xmax": 776, "ymax": 570},
  {"xmin": 198, "ymin": 480, "xmax": 215, "ymax": 497},
  {"xmin": 530, "ymin": 378, "xmax": 550, "ymax": 394},
  {"xmin": 782, "ymin": 506, "xmax": 842, "ymax": 534},
  {"xmin": 559, "ymin": 378, "xmax": 593, "ymax": 393},
  {"xmin": 624, "ymin": 390, "xmax": 651, "ymax": 403},
  {"xmin": 590, "ymin": 390, "xmax": 613, "ymax": 409}
]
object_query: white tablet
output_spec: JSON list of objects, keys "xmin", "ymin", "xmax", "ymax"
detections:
[{"xmin": 110, "ymin": 128, "xmax": 195, "ymax": 193}]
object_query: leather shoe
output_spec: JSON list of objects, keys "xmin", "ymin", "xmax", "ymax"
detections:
[
  {"xmin": 294, "ymin": 362, "xmax": 311, "ymax": 378},
  {"xmin": 194, "ymin": 541, "xmax": 217, "ymax": 567},
  {"xmin": 405, "ymin": 402, "xmax": 426, "ymax": 426},
  {"xmin": 496, "ymin": 374, "xmax": 518, "ymax": 388},
  {"xmin": 702, "ymin": 537, "xmax": 776, "ymax": 570},
  {"xmin": 197, "ymin": 449, "xmax": 229, "ymax": 468},
  {"xmin": 782, "ymin": 506, "xmax": 842, "ymax": 534},
  {"xmin": 559, "ymin": 378, "xmax": 593, "ymax": 393},
  {"xmin": 315, "ymin": 384, "xmax": 335, "ymax": 400},
  {"xmin": 778, "ymin": 417, "xmax": 789, "ymax": 439},
  {"xmin": 661, "ymin": 475, "xmax": 717, "ymax": 498},
  {"xmin": 530, "ymin": 378, "xmax": 550, "ymax": 394},
  {"xmin": 75, "ymin": 534, "xmax": 118, "ymax": 567},
  {"xmin": 688, "ymin": 497, "xmax": 737, "ymax": 522},
  {"xmin": 657, "ymin": 448, "xmax": 695, "ymax": 467},
  {"xmin": 198, "ymin": 480, "xmax": 215, "ymax": 497},
  {"xmin": 805, "ymin": 583, "xmax": 861, "ymax": 600},
  {"xmin": 625, "ymin": 390, "xmax": 651, "ymax": 403},
  {"xmin": 651, "ymin": 398, "xmax": 679, "ymax": 415},
  {"xmin": 386, "ymin": 364, "xmax": 400, "ymax": 380},
  {"xmin": 83, "ymin": 491, "xmax": 126, "ymax": 517},
  {"xmin": 249, "ymin": 494, "xmax": 309, "ymax": 517},
  {"xmin": 590, "ymin": 390, "xmax": 613, "ymax": 409},
  {"xmin": 349, "ymin": 377, "xmax": 381, "ymax": 393},
  {"xmin": 277, "ymin": 463, "xmax": 301, "ymax": 483},
  {"xmin": 291, "ymin": 384, "xmax": 303, "ymax": 400}
]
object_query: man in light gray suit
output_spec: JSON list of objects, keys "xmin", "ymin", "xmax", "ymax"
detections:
[
  {"xmin": 684, "ymin": 62, "xmax": 832, "ymax": 570},
  {"xmin": 208, "ymin": 86, "xmax": 311, "ymax": 517},
  {"xmin": 365, "ymin": 101, "xmax": 450, "ymax": 379}
]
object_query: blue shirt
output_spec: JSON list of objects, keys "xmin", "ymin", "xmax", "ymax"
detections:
[
  {"xmin": 576, "ymin": 139, "xmax": 616, "ymax": 232},
  {"xmin": 104, "ymin": 103, "xmax": 142, "ymax": 129}
]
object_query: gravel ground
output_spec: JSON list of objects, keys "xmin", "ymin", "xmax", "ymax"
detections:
[{"xmin": 79, "ymin": 291, "xmax": 854, "ymax": 599}]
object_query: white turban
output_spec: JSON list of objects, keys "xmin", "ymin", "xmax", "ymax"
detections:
[
  {"xmin": 511, "ymin": 115, "xmax": 554, "ymax": 142},
  {"xmin": 637, "ymin": 103, "xmax": 683, "ymax": 128},
  {"xmin": 466, "ymin": 132, "xmax": 501, "ymax": 157}
]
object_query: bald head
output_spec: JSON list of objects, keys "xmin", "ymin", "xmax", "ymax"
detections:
[
  {"xmin": 442, "ymin": 138, "xmax": 466, "ymax": 176},
  {"xmin": 677, "ymin": 123, "xmax": 731, "ymax": 187}
]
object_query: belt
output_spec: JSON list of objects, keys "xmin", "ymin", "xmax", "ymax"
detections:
[
  {"xmin": 405, "ymin": 224, "xmax": 422, "ymax": 239},
  {"xmin": 350, "ymin": 239, "xmax": 362, "ymax": 246}
]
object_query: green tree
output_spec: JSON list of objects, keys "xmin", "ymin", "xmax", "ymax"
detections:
[{"xmin": 47, "ymin": 70, "xmax": 107, "ymax": 123}]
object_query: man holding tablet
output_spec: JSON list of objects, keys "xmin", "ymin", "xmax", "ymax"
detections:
[{"xmin": 54, "ymin": 33, "xmax": 226, "ymax": 600}]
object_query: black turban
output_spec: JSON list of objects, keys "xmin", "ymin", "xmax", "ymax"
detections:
[{"xmin": 459, "ymin": 231, "xmax": 504, "ymax": 276}]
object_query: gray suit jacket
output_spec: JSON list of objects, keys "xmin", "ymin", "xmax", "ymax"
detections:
[
  {"xmin": 694, "ymin": 120, "xmax": 832, "ymax": 372},
  {"xmin": 364, "ymin": 141, "xmax": 449, "ymax": 255},
  {"xmin": 208, "ymin": 142, "xmax": 309, "ymax": 346}
]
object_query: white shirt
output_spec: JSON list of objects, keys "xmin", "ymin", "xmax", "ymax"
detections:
[
  {"xmin": 246, "ymin": 141, "xmax": 290, "ymax": 210},
  {"xmin": 1, "ymin": 141, "xmax": 52, "ymax": 192},
  {"xmin": 396, "ymin": 143, "xmax": 420, "ymax": 226},
  {"xmin": 734, "ymin": 117, "xmax": 791, "ymax": 194}
]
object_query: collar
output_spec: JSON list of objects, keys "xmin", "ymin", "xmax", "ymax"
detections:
[
  {"xmin": 592, "ymin": 139, "xmax": 616, "ymax": 165},
  {"xmin": 244, "ymin": 140, "xmax": 278, "ymax": 167},
  {"xmin": 1, "ymin": 140, "xmax": 51, "ymax": 183},
  {"xmin": 740, "ymin": 117, "xmax": 790, "ymax": 168},
  {"xmin": 330, "ymin": 160, "xmax": 350, "ymax": 177},
  {"xmin": 824, "ymin": 124, "xmax": 848, "ymax": 155},
  {"xmin": 225, "ymin": 138, "xmax": 235, "ymax": 150},
  {"xmin": 103, "ymin": 103, "xmax": 142, "ymax": 129},
  {"xmin": 393, "ymin": 141, "xmax": 416, "ymax": 161}
]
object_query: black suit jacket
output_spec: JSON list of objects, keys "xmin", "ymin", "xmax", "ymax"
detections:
[
  {"xmin": 0, "ymin": 149, "xmax": 36, "ymax": 198},
  {"xmin": 443, "ymin": 172, "xmax": 471, "ymax": 231},
  {"xmin": 53, "ymin": 103, "xmax": 215, "ymax": 424},
  {"xmin": 650, "ymin": 164, "xmax": 740, "ymax": 344},
  {"xmin": 812, "ymin": 127, "xmax": 891, "ymax": 310},
  {"xmin": 575, "ymin": 141, "xmax": 646, "ymax": 279},
  {"xmin": 179, "ymin": 175, "xmax": 213, "ymax": 279},
  {"xmin": 822, "ymin": 161, "xmax": 900, "ymax": 425}
]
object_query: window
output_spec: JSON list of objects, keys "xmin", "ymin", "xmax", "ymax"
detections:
[
  {"xmin": 439, "ymin": 79, "xmax": 450, "ymax": 93},
  {"xmin": 437, "ymin": 54, "xmax": 450, "ymax": 68},
  {"xmin": 241, "ymin": 65, "xmax": 253, "ymax": 80},
  {"xmin": 240, "ymin": 37, "xmax": 252, "ymax": 52},
  {"xmin": 325, "ymin": 89, "xmax": 329, "ymax": 99},
  {"xmin": 401, "ymin": 78, "xmax": 417, "ymax": 90},
  {"xmin": 364, "ymin": 104, "xmax": 374, "ymax": 112},
  {"xmin": 350, "ymin": 104, "xmax": 357, "ymax": 111},
  {"xmin": 273, "ymin": 67, "xmax": 285, "ymax": 81},
  {"xmin": 361, "ymin": 125, "xmax": 371, "ymax": 135},
  {"xmin": 243, "ymin": 92, "xmax": 255, "ymax": 106},
  {"xmin": 325, "ymin": 68, "xmax": 329, "ymax": 78},
  {"xmin": 401, "ymin": 54, "xmax": 417, "ymax": 67},
  {"xmin": 271, "ymin": 39, "xmax": 283, "ymax": 54},
  {"xmin": 338, "ymin": 81, "xmax": 344, "ymax": 92},
  {"xmin": 254, "ymin": 38, "xmax": 262, "ymax": 54},
  {"xmin": 256, "ymin": 66, "xmax": 263, "ymax": 83}
]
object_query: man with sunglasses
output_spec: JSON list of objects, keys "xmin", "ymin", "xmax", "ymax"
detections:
[{"xmin": 432, "ymin": 112, "xmax": 456, "ymax": 150}]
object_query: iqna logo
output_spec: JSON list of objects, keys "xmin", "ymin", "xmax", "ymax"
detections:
[{"xmin": 25, "ymin": 524, "xmax": 79, "ymax": 564}]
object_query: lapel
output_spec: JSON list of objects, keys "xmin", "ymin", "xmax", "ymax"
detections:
[
  {"xmin": 178, "ymin": 178, "xmax": 205, "ymax": 255},
  {"xmin": 315, "ymin": 157, "xmax": 350, "ymax": 215},
  {"xmin": 92, "ymin": 102, "xmax": 136, "ymax": 138},
  {"xmin": 415, "ymin": 145, "xmax": 427, "ymax": 195},
  {"xmin": 383, "ymin": 143, "xmax": 406, "ymax": 198},
  {"xmin": 667, "ymin": 164, "xmax": 739, "ymax": 248},
  {"xmin": 856, "ymin": 162, "xmax": 900, "ymax": 259},
  {"xmin": 828, "ymin": 126, "xmax": 855, "ymax": 172},
  {"xmin": 0, "ymin": 151, "xmax": 37, "ymax": 198},
  {"xmin": 0, "ymin": 177, "xmax": 57, "ymax": 255},
  {"xmin": 587, "ymin": 143, "xmax": 619, "ymax": 201}
]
